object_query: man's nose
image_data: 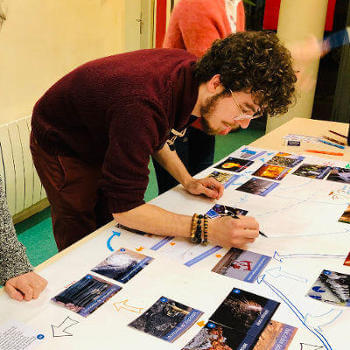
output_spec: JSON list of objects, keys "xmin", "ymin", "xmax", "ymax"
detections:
[{"xmin": 237, "ymin": 119, "xmax": 251, "ymax": 129}]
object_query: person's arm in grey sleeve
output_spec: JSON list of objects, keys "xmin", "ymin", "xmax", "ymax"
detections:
[
  {"xmin": 0, "ymin": 176, "xmax": 47, "ymax": 300},
  {"xmin": 0, "ymin": 176, "xmax": 33, "ymax": 286}
]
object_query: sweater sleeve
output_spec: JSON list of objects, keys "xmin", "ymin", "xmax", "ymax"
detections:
[
  {"xmin": 0, "ymin": 177, "xmax": 33, "ymax": 286},
  {"xmin": 164, "ymin": 0, "xmax": 231, "ymax": 58},
  {"xmin": 236, "ymin": 1, "xmax": 246, "ymax": 32},
  {"xmin": 101, "ymin": 97, "xmax": 169, "ymax": 214}
]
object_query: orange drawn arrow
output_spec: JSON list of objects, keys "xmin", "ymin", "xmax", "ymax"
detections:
[
  {"xmin": 197, "ymin": 321, "xmax": 205, "ymax": 327},
  {"xmin": 113, "ymin": 299, "xmax": 144, "ymax": 314}
]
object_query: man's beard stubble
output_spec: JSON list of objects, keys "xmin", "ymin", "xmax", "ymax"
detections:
[{"xmin": 199, "ymin": 92, "xmax": 225, "ymax": 135}]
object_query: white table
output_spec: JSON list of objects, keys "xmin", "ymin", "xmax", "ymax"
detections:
[{"xmin": 0, "ymin": 118, "xmax": 349, "ymax": 350}]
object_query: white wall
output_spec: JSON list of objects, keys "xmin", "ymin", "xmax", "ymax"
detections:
[{"xmin": 0, "ymin": 0, "xmax": 126, "ymax": 124}]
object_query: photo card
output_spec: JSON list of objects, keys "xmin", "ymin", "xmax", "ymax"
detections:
[
  {"xmin": 182, "ymin": 320, "xmax": 296, "ymax": 350},
  {"xmin": 212, "ymin": 248, "xmax": 271, "ymax": 283},
  {"xmin": 206, "ymin": 204, "xmax": 248, "ymax": 219},
  {"xmin": 236, "ymin": 178, "xmax": 279, "ymax": 196},
  {"xmin": 91, "ymin": 248, "xmax": 154, "ymax": 284},
  {"xmin": 206, "ymin": 170, "xmax": 238, "ymax": 188},
  {"xmin": 215, "ymin": 157, "xmax": 254, "ymax": 173},
  {"xmin": 236, "ymin": 148, "xmax": 264, "ymax": 159},
  {"xmin": 292, "ymin": 164, "xmax": 332, "ymax": 179},
  {"xmin": 267, "ymin": 152, "xmax": 304, "ymax": 168},
  {"xmin": 210, "ymin": 288, "xmax": 279, "ymax": 341},
  {"xmin": 307, "ymin": 269, "xmax": 350, "ymax": 306},
  {"xmin": 344, "ymin": 252, "xmax": 350, "ymax": 267},
  {"xmin": 129, "ymin": 296, "xmax": 203, "ymax": 343},
  {"xmin": 339, "ymin": 204, "xmax": 350, "ymax": 224},
  {"xmin": 253, "ymin": 164, "xmax": 290, "ymax": 181},
  {"xmin": 253, "ymin": 320, "xmax": 297, "ymax": 350},
  {"xmin": 182, "ymin": 321, "xmax": 248, "ymax": 350},
  {"xmin": 52, "ymin": 274, "xmax": 122, "ymax": 317},
  {"xmin": 326, "ymin": 167, "xmax": 350, "ymax": 183}
]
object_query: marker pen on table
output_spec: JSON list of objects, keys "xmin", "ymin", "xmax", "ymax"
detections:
[
  {"xmin": 319, "ymin": 139, "xmax": 345, "ymax": 149},
  {"xmin": 328, "ymin": 130, "xmax": 347, "ymax": 139},
  {"xmin": 305, "ymin": 149, "xmax": 344, "ymax": 156},
  {"xmin": 322, "ymin": 136, "xmax": 346, "ymax": 146}
]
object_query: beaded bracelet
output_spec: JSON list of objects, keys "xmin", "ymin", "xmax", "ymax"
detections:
[
  {"xmin": 190, "ymin": 214, "xmax": 199, "ymax": 243},
  {"xmin": 190, "ymin": 213, "xmax": 208, "ymax": 245},
  {"xmin": 194, "ymin": 214, "xmax": 203, "ymax": 244},
  {"xmin": 202, "ymin": 215, "xmax": 209, "ymax": 246}
]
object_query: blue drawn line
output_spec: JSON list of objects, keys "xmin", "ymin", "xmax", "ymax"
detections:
[
  {"xmin": 271, "ymin": 191, "xmax": 349, "ymax": 206},
  {"xmin": 341, "ymin": 184, "xmax": 350, "ymax": 192},
  {"xmin": 254, "ymin": 188, "xmax": 348, "ymax": 218},
  {"xmin": 184, "ymin": 246, "xmax": 222, "ymax": 267},
  {"xmin": 225, "ymin": 174, "xmax": 240, "ymax": 188},
  {"xmin": 276, "ymin": 228, "xmax": 350, "ymax": 238},
  {"xmin": 258, "ymin": 277, "xmax": 333, "ymax": 350},
  {"xmin": 270, "ymin": 178, "xmax": 314, "ymax": 192},
  {"xmin": 305, "ymin": 309, "xmax": 343, "ymax": 331},
  {"xmin": 150, "ymin": 236, "xmax": 174, "ymax": 250},
  {"xmin": 106, "ymin": 231, "xmax": 121, "ymax": 251},
  {"xmin": 264, "ymin": 266, "xmax": 308, "ymax": 283},
  {"xmin": 241, "ymin": 148, "xmax": 256, "ymax": 155},
  {"xmin": 226, "ymin": 174, "xmax": 245, "ymax": 187},
  {"xmin": 274, "ymin": 251, "xmax": 346, "ymax": 262}
]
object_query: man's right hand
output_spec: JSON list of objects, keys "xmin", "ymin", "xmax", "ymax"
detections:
[{"xmin": 208, "ymin": 215, "xmax": 259, "ymax": 248}]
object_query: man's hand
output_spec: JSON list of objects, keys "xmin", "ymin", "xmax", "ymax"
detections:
[
  {"xmin": 287, "ymin": 35, "xmax": 325, "ymax": 92},
  {"xmin": 208, "ymin": 215, "xmax": 259, "ymax": 248},
  {"xmin": 184, "ymin": 177, "xmax": 224, "ymax": 200},
  {"xmin": 5, "ymin": 272, "xmax": 48, "ymax": 301}
]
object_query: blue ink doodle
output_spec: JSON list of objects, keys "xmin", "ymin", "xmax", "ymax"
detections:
[{"xmin": 107, "ymin": 231, "xmax": 121, "ymax": 251}]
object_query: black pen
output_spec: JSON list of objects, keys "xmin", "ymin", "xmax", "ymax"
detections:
[
  {"xmin": 258, "ymin": 230, "xmax": 268, "ymax": 238},
  {"xmin": 329, "ymin": 129, "xmax": 347, "ymax": 139},
  {"xmin": 232, "ymin": 214, "xmax": 268, "ymax": 238}
]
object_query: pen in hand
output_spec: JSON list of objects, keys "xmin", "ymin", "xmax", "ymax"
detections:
[{"xmin": 232, "ymin": 214, "xmax": 268, "ymax": 238}]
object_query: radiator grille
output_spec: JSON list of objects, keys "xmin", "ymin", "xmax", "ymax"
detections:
[{"xmin": 0, "ymin": 116, "xmax": 46, "ymax": 216}]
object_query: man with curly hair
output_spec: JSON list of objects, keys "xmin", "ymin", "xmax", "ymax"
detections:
[
  {"xmin": 31, "ymin": 31, "xmax": 296, "ymax": 251},
  {"xmin": 153, "ymin": 0, "xmax": 246, "ymax": 195}
]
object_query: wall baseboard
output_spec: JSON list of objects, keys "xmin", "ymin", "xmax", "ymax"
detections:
[{"xmin": 13, "ymin": 198, "xmax": 50, "ymax": 225}]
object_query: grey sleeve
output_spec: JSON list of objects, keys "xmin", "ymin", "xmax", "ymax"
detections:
[{"xmin": 0, "ymin": 176, "xmax": 33, "ymax": 286}]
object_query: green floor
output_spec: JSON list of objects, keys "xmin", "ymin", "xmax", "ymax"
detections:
[{"xmin": 15, "ymin": 127, "xmax": 264, "ymax": 267}]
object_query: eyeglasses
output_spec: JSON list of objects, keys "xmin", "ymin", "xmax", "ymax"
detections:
[{"xmin": 229, "ymin": 89, "xmax": 261, "ymax": 121}]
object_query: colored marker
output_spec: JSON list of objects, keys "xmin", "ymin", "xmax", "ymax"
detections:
[
  {"xmin": 328, "ymin": 130, "xmax": 347, "ymax": 139},
  {"xmin": 319, "ymin": 139, "xmax": 345, "ymax": 149},
  {"xmin": 305, "ymin": 149, "xmax": 344, "ymax": 156},
  {"xmin": 322, "ymin": 136, "xmax": 346, "ymax": 146}
]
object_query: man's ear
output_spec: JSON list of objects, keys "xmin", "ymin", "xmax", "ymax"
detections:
[{"xmin": 206, "ymin": 74, "xmax": 224, "ymax": 93}]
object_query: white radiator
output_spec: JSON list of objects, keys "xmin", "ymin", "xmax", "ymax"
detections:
[{"xmin": 0, "ymin": 116, "xmax": 46, "ymax": 217}]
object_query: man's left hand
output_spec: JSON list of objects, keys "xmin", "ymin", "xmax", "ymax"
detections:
[{"xmin": 184, "ymin": 177, "xmax": 224, "ymax": 199}]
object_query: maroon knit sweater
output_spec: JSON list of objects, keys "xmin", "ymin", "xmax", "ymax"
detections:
[{"xmin": 32, "ymin": 49, "xmax": 198, "ymax": 213}]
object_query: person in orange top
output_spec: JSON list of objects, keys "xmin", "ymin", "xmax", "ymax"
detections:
[{"xmin": 154, "ymin": 0, "xmax": 246, "ymax": 194}]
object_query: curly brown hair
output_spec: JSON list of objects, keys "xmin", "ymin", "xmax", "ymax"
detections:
[{"xmin": 194, "ymin": 31, "xmax": 297, "ymax": 116}]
